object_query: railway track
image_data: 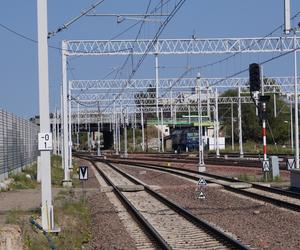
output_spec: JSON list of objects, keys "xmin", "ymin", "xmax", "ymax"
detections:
[
  {"xmin": 87, "ymin": 157, "xmax": 249, "ymax": 250},
  {"xmin": 103, "ymin": 153, "xmax": 288, "ymax": 170},
  {"xmin": 80, "ymin": 154, "xmax": 300, "ymax": 213}
]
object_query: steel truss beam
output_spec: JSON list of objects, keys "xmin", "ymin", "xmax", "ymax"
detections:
[
  {"xmin": 72, "ymin": 95, "xmax": 253, "ymax": 106},
  {"xmin": 71, "ymin": 105, "xmax": 206, "ymax": 124},
  {"xmin": 67, "ymin": 95, "xmax": 254, "ymax": 124},
  {"xmin": 66, "ymin": 37, "xmax": 300, "ymax": 56},
  {"xmin": 70, "ymin": 77, "xmax": 297, "ymax": 93}
]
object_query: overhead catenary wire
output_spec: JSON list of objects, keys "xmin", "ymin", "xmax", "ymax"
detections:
[
  {"xmin": 0, "ymin": 22, "xmax": 135, "ymax": 55},
  {"xmin": 69, "ymin": 0, "xmax": 175, "ymax": 112},
  {"xmin": 102, "ymin": 0, "xmax": 187, "ymax": 112},
  {"xmin": 163, "ymin": 9, "xmax": 300, "ymax": 95},
  {"xmin": 70, "ymin": 0, "xmax": 154, "ymax": 104},
  {"xmin": 47, "ymin": 0, "xmax": 105, "ymax": 39},
  {"xmin": 206, "ymin": 45, "xmax": 300, "ymax": 89}
]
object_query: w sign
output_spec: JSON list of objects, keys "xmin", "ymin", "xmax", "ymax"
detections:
[{"xmin": 79, "ymin": 166, "xmax": 88, "ymax": 180}]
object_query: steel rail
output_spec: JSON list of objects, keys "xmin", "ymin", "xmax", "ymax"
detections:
[
  {"xmin": 95, "ymin": 156, "xmax": 300, "ymax": 213},
  {"xmin": 80, "ymin": 155, "xmax": 250, "ymax": 249},
  {"xmin": 89, "ymin": 160, "xmax": 172, "ymax": 250},
  {"xmin": 103, "ymin": 160, "xmax": 250, "ymax": 250},
  {"xmin": 107, "ymin": 153, "xmax": 289, "ymax": 170}
]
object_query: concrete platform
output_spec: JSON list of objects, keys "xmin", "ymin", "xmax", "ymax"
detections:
[{"xmin": 117, "ymin": 185, "xmax": 144, "ymax": 192}]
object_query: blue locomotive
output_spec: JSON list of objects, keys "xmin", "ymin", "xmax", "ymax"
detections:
[{"xmin": 171, "ymin": 128, "xmax": 199, "ymax": 152}]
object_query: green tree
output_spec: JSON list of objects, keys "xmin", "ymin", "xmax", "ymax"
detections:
[{"xmin": 219, "ymin": 78, "xmax": 290, "ymax": 144}]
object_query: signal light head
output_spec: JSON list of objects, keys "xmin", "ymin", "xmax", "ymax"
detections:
[{"xmin": 249, "ymin": 63, "xmax": 261, "ymax": 92}]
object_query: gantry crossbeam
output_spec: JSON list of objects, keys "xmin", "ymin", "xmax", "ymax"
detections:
[
  {"xmin": 65, "ymin": 37, "xmax": 300, "ymax": 56},
  {"xmin": 73, "ymin": 94, "xmax": 253, "ymax": 106},
  {"xmin": 70, "ymin": 77, "xmax": 296, "ymax": 96}
]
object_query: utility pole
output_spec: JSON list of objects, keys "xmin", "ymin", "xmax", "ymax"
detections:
[
  {"xmin": 161, "ymin": 107, "xmax": 164, "ymax": 152},
  {"xmin": 124, "ymin": 109, "xmax": 128, "ymax": 158},
  {"xmin": 97, "ymin": 121, "xmax": 101, "ymax": 156},
  {"xmin": 155, "ymin": 45, "xmax": 160, "ymax": 152},
  {"xmin": 133, "ymin": 113, "xmax": 136, "ymax": 151},
  {"xmin": 141, "ymin": 108, "xmax": 145, "ymax": 151},
  {"xmin": 37, "ymin": 0, "xmax": 56, "ymax": 231},
  {"xmin": 238, "ymin": 86, "xmax": 244, "ymax": 158},
  {"xmin": 206, "ymin": 83, "xmax": 211, "ymax": 119},
  {"xmin": 290, "ymin": 99, "xmax": 294, "ymax": 151},
  {"xmin": 68, "ymin": 81, "xmax": 72, "ymax": 169},
  {"xmin": 56, "ymin": 109, "xmax": 60, "ymax": 155},
  {"xmin": 77, "ymin": 103, "xmax": 80, "ymax": 149},
  {"xmin": 231, "ymin": 102, "xmax": 234, "ymax": 150},
  {"xmin": 53, "ymin": 110, "xmax": 57, "ymax": 154},
  {"xmin": 197, "ymin": 74, "xmax": 205, "ymax": 171},
  {"xmin": 294, "ymin": 31, "xmax": 299, "ymax": 169},
  {"xmin": 215, "ymin": 89, "xmax": 220, "ymax": 158},
  {"xmin": 62, "ymin": 41, "xmax": 71, "ymax": 185}
]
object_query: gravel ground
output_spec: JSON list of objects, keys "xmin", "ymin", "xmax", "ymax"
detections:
[
  {"xmin": 76, "ymin": 159, "xmax": 137, "ymax": 250},
  {"xmin": 119, "ymin": 164, "xmax": 300, "ymax": 250}
]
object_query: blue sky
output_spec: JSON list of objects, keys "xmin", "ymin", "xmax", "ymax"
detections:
[{"xmin": 0, "ymin": 0, "xmax": 300, "ymax": 118}]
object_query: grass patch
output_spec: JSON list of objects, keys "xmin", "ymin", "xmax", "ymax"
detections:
[
  {"xmin": 5, "ymin": 190, "xmax": 91, "ymax": 249},
  {"xmin": 237, "ymin": 173, "xmax": 258, "ymax": 182},
  {"xmin": 220, "ymin": 141, "xmax": 294, "ymax": 155},
  {"xmin": 21, "ymin": 190, "xmax": 91, "ymax": 250},
  {"xmin": 5, "ymin": 209, "xmax": 23, "ymax": 224},
  {"xmin": 51, "ymin": 155, "xmax": 64, "ymax": 187},
  {"xmin": 52, "ymin": 155, "xmax": 80, "ymax": 187},
  {"xmin": 6, "ymin": 155, "xmax": 79, "ymax": 190},
  {"xmin": 53, "ymin": 192, "xmax": 91, "ymax": 249},
  {"xmin": 237, "ymin": 173, "xmax": 283, "ymax": 183},
  {"xmin": 9, "ymin": 165, "xmax": 38, "ymax": 190}
]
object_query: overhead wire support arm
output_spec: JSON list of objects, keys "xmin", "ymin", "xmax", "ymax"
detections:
[{"xmin": 47, "ymin": 0, "xmax": 105, "ymax": 38}]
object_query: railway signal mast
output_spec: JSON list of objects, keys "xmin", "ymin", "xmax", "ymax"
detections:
[{"xmin": 249, "ymin": 63, "xmax": 270, "ymax": 178}]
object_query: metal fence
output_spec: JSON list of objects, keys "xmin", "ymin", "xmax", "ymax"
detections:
[{"xmin": 0, "ymin": 109, "xmax": 39, "ymax": 181}]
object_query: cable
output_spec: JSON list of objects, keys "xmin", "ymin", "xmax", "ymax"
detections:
[
  {"xmin": 206, "ymin": 45, "xmax": 300, "ymax": 89},
  {"xmin": 73, "ymin": 0, "xmax": 184, "ymax": 112},
  {"xmin": 111, "ymin": 0, "xmax": 153, "ymax": 81},
  {"xmin": 71, "ymin": 0, "xmax": 154, "ymax": 103},
  {"xmin": 69, "ymin": 0, "xmax": 168, "ymax": 111},
  {"xmin": 48, "ymin": 0, "xmax": 105, "ymax": 38},
  {"xmin": 103, "ymin": 0, "xmax": 187, "ymax": 112},
  {"xmin": 164, "ymin": 10, "xmax": 300, "ymax": 93},
  {"xmin": 0, "ymin": 23, "xmax": 37, "ymax": 44},
  {"xmin": 110, "ymin": 0, "xmax": 172, "ymax": 41},
  {"xmin": 0, "ymin": 22, "xmax": 134, "ymax": 55}
]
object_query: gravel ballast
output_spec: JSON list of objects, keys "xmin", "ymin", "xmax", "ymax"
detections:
[
  {"xmin": 76, "ymin": 159, "xmax": 137, "ymax": 250},
  {"xmin": 119, "ymin": 164, "xmax": 300, "ymax": 249}
]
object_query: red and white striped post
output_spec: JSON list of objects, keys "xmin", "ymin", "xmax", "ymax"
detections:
[
  {"xmin": 260, "ymin": 100, "xmax": 270, "ymax": 179},
  {"xmin": 262, "ymin": 115, "xmax": 267, "ymax": 162}
]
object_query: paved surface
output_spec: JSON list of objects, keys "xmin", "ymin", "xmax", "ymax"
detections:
[{"xmin": 0, "ymin": 188, "xmax": 61, "ymax": 214}]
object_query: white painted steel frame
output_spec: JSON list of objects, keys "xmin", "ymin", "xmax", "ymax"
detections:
[
  {"xmin": 62, "ymin": 36, "xmax": 300, "ymax": 170},
  {"xmin": 70, "ymin": 77, "xmax": 297, "ymax": 93},
  {"xmin": 65, "ymin": 37, "xmax": 300, "ymax": 56}
]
